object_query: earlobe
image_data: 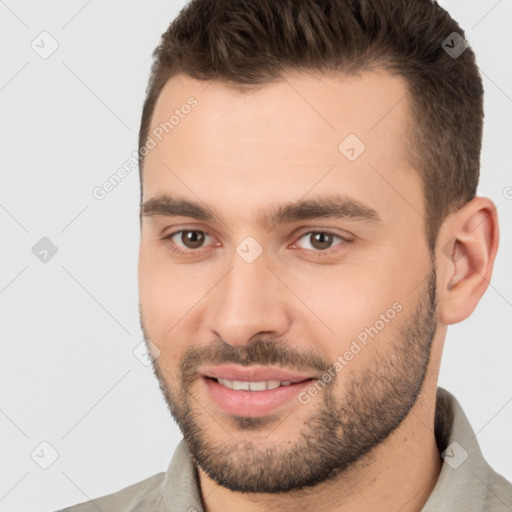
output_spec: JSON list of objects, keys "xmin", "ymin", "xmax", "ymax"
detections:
[{"xmin": 436, "ymin": 197, "xmax": 499, "ymax": 325}]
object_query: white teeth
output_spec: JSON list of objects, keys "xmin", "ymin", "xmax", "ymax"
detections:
[
  {"xmin": 218, "ymin": 378, "xmax": 233, "ymax": 389},
  {"xmin": 265, "ymin": 380, "xmax": 281, "ymax": 390},
  {"xmin": 232, "ymin": 380, "xmax": 249, "ymax": 391},
  {"xmin": 249, "ymin": 381, "xmax": 269, "ymax": 391},
  {"xmin": 216, "ymin": 378, "xmax": 292, "ymax": 391}
]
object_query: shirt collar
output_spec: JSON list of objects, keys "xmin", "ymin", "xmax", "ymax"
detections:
[{"xmin": 421, "ymin": 386, "xmax": 491, "ymax": 511}]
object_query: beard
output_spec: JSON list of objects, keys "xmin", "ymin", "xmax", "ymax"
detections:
[{"xmin": 140, "ymin": 266, "xmax": 438, "ymax": 494}]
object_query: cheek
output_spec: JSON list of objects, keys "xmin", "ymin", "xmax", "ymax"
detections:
[
  {"xmin": 138, "ymin": 253, "xmax": 187, "ymax": 373},
  {"xmin": 138, "ymin": 244, "xmax": 177, "ymax": 335},
  {"xmin": 138, "ymin": 245, "xmax": 208, "ymax": 340},
  {"xmin": 287, "ymin": 261, "xmax": 410, "ymax": 359},
  {"xmin": 288, "ymin": 265, "xmax": 390, "ymax": 324}
]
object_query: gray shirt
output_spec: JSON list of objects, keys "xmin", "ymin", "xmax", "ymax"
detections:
[{"xmin": 55, "ymin": 387, "xmax": 512, "ymax": 511}]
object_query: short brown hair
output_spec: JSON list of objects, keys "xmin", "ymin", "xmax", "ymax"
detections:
[{"xmin": 139, "ymin": 0, "xmax": 483, "ymax": 250}]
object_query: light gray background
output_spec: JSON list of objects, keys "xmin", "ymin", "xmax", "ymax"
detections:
[{"xmin": 1, "ymin": 1, "xmax": 511, "ymax": 511}]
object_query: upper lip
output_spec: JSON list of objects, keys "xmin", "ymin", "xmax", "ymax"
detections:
[{"xmin": 199, "ymin": 365, "xmax": 316, "ymax": 383}]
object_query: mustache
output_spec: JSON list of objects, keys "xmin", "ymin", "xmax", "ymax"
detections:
[{"xmin": 179, "ymin": 337, "xmax": 330, "ymax": 380}]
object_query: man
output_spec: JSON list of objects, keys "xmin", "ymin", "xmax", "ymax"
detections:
[{"xmin": 57, "ymin": 0, "xmax": 512, "ymax": 510}]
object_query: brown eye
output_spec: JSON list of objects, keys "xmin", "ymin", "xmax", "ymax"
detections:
[
  {"xmin": 165, "ymin": 230, "xmax": 212, "ymax": 253},
  {"xmin": 295, "ymin": 231, "xmax": 345, "ymax": 251},
  {"xmin": 310, "ymin": 232, "xmax": 334, "ymax": 250},
  {"xmin": 179, "ymin": 230, "xmax": 206, "ymax": 249}
]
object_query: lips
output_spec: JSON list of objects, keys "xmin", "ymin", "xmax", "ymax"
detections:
[
  {"xmin": 202, "ymin": 376, "xmax": 314, "ymax": 417},
  {"xmin": 198, "ymin": 365, "xmax": 318, "ymax": 417},
  {"xmin": 198, "ymin": 365, "xmax": 316, "ymax": 383}
]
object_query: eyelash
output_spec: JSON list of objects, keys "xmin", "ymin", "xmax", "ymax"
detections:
[{"xmin": 162, "ymin": 229, "xmax": 350, "ymax": 256}]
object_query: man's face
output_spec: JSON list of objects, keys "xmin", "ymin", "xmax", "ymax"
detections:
[{"xmin": 138, "ymin": 71, "xmax": 439, "ymax": 492}]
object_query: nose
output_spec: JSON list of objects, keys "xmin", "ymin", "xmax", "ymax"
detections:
[{"xmin": 207, "ymin": 252, "xmax": 291, "ymax": 347}]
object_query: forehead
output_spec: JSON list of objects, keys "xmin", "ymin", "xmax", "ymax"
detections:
[
  {"xmin": 142, "ymin": 70, "xmax": 422, "ymax": 228},
  {"xmin": 147, "ymin": 70, "xmax": 410, "ymax": 157}
]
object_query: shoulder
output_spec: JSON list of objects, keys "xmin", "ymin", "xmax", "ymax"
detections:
[
  {"xmin": 485, "ymin": 468, "xmax": 512, "ymax": 511},
  {"xmin": 53, "ymin": 471, "xmax": 166, "ymax": 512}
]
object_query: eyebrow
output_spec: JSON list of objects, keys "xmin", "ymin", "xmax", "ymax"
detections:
[{"xmin": 140, "ymin": 194, "xmax": 381, "ymax": 228}]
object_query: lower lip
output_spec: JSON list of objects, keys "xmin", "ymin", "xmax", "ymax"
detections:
[{"xmin": 202, "ymin": 376, "xmax": 314, "ymax": 417}]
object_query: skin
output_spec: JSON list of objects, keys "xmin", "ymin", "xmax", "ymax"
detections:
[{"xmin": 138, "ymin": 70, "xmax": 498, "ymax": 512}]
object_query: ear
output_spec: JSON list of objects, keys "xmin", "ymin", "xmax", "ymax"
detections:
[{"xmin": 435, "ymin": 197, "xmax": 499, "ymax": 325}]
